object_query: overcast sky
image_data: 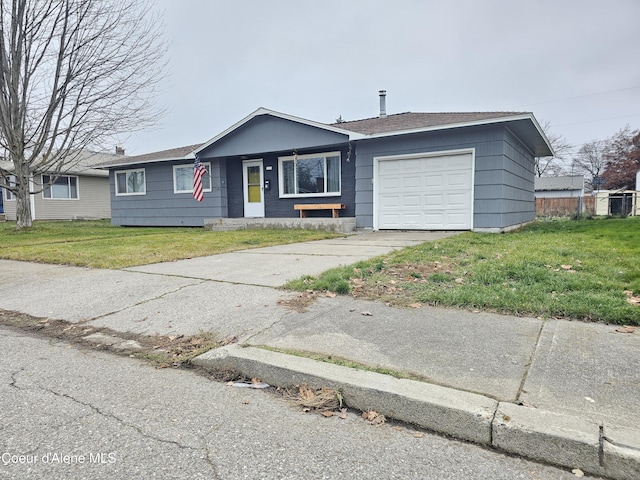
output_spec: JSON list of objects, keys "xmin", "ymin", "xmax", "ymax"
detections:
[{"xmin": 120, "ymin": 0, "xmax": 640, "ymax": 158}]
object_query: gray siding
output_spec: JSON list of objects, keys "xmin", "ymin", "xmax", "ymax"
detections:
[
  {"xmin": 200, "ymin": 115, "xmax": 349, "ymax": 158},
  {"xmin": 354, "ymin": 125, "xmax": 536, "ymax": 230},
  {"xmin": 110, "ymin": 159, "xmax": 227, "ymax": 227},
  {"xmin": 225, "ymin": 145, "xmax": 355, "ymax": 219}
]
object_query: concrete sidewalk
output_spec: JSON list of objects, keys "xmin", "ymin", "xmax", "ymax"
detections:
[{"xmin": 1, "ymin": 231, "xmax": 638, "ymax": 479}]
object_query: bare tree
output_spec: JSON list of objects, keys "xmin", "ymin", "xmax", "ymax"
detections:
[
  {"xmin": 535, "ymin": 121, "xmax": 573, "ymax": 177},
  {"xmin": 572, "ymin": 140, "xmax": 608, "ymax": 191},
  {"xmin": 602, "ymin": 125, "xmax": 640, "ymax": 190},
  {"xmin": 0, "ymin": 0, "xmax": 167, "ymax": 228}
]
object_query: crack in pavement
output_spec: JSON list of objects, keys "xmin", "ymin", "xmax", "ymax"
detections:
[
  {"xmin": 8, "ymin": 368, "xmax": 25, "ymax": 389},
  {"xmin": 40, "ymin": 386, "xmax": 211, "ymax": 460},
  {"xmin": 77, "ymin": 280, "xmax": 209, "ymax": 325},
  {"xmin": 515, "ymin": 318, "xmax": 547, "ymax": 404}
]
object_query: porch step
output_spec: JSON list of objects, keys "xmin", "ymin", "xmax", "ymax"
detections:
[{"xmin": 204, "ymin": 217, "xmax": 356, "ymax": 234}]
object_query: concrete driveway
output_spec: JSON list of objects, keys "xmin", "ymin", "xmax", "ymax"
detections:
[{"xmin": 124, "ymin": 231, "xmax": 458, "ymax": 286}]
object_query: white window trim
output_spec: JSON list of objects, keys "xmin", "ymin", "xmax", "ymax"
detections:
[
  {"xmin": 41, "ymin": 174, "xmax": 79, "ymax": 200},
  {"xmin": 277, "ymin": 151, "xmax": 341, "ymax": 198},
  {"xmin": 173, "ymin": 162, "xmax": 212, "ymax": 194},
  {"xmin": 115, "ymin": 168, "xmax": 146, "ymax": 196}
]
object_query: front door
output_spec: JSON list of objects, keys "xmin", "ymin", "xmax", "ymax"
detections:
[{"xmin": 242, "ymin": 159, "xmax": 264, "ymax": 217}]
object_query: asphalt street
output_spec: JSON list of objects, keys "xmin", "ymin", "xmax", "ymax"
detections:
[{"xmin": 0, "ymin": 326, "xmax": 601, "ymax": 480}]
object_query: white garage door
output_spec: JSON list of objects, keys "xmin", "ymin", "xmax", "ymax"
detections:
[{"xmin": 376, "ymin": 152, "xmax": 473, "ymax": 230}]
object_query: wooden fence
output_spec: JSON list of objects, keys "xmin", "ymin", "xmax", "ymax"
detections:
[{"xmin": 536, "ymin": 197, "xmax": 595, "ymax": 217}]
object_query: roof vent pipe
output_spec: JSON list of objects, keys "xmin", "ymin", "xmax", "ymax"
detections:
[{"xmin": 379, "ymin": 90, "xmax": 387, "ymax": 118}]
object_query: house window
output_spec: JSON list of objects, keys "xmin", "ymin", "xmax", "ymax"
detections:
[
  {"xmin": 4, "ymin": 176, "xmax": 16, "ymax": 200},
  {"xmin": 278, "ymin": 151, "xmax": 341, "ymax": 197},
  {"xmin": 42, "ymin": 175, "xmax": 78, "ymax": 199},
  {"xmin": 115, "ymin": 169, "xmax": 146, "ymax": 195},
  {"xmin": 173, "ymin": 163, "xmax": 211, "ymax": 194}
]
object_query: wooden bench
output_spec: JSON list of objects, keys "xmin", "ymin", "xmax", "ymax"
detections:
[{"xmin": 294, "ymin": 203, "xmax": 345, "ymax": 218}]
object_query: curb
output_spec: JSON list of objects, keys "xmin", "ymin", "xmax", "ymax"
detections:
[{"xmin": 193, "ymin": 345, "xmax": 640, "ymax": 480}]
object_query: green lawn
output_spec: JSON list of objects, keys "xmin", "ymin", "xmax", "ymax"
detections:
[
  {"xmin": 285, "ymin": 217, "xmax": 640, "ymax": 325},
  {"xmin": 0, "ymin": 220, "xmax": 339, "ymax": 268}
]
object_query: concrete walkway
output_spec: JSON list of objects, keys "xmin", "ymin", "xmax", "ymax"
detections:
[{"xmin": 1, "ymin": 231, "xmax": 638, "ymax": 479}]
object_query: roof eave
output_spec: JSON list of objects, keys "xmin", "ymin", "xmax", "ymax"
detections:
[
  {"xmin": 100, "ymin": 155, "xmax": 194, "ymax": 169},
  {"xmin": 360, "ymin": 113, "xmax": 554, "ymax": 157}
]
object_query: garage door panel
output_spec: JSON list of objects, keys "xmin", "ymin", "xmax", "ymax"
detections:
[
  {"xmin": 377, "ymin": 152, "xmax": 473, "ymax": 230},
  {"xmin": 379, "ymin": 195, "xmax": 399, "ymax": 208},
  {"xmin": 402, "ymin": 195, "xmax": 421, "ymax": 207},
  {"xmin": 425, "ymin": 194, "xmax": 443, "ymax": 206},
  {"xmin": 402, "ymin": 213, "xmax": 422, "ymax": 228},
  {"xmin": 403, "ymin": 159, "xmax": 423, "ymax": 171},
  {"xmin": 424, "ymin": 174, "xmax": 444, "ymax": 187},
  {"xmin": 447, "ymin": 192, "xmax": 469, "ymax": 207},
  {"xmin": 403, "ymin": 177, "xmax": 421, "ymax": 189},
  {"xmin": 447, "ymin": 172, "xmax": 471, "ymax": 187}
]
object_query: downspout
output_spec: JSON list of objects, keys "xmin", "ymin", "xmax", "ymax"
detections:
[{"xmin": 29, "ymin": 176, "xmax": 35, "ymax": 220}]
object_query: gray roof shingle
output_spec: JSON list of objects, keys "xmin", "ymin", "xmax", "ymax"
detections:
[{"xmin": 332, "ymin": 112, "xmax": 527, "ymax": 134}]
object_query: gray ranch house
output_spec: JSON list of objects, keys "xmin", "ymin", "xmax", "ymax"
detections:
[{"xmin": 102, "ymin": 100, "xmax": 552, "ymax": 232}]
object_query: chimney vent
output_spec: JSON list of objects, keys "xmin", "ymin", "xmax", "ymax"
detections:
[
  {"xmin": 115, "ymin": 146, "xmax": 125, "ymax": 155},
  {"xmin": 379, "ymin": 90, "xmax": 387, "ymax": 118}
]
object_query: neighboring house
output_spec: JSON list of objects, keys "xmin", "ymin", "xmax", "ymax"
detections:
[
  {"xmin": 534, "ymin": 175, "xmax": 589, "ymax": 217},
  {"xmin": 534, "ymin": 175, "xmax": 585, "ymax": 198},
  {"xmin": 102, "ymin": 96, "xmax": 553, "ymax": 231},
  {"xmin": 1, "ymin": 150, "xmax": 121, "ymax": 221}
]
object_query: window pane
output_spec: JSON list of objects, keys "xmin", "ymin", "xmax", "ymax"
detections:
[
  {"xmin": 282, "ymin": 160, "xmax": 295, "ymax": 194},
  {"xmin": 43, "ymin": 175, "xmax": 52, "ymax": 198},
  {"xmin": 176, "ymin": 164, "xmax": 210, "ymax": 192},
  {"xmin": 69, "ymin": 177, "xmax": 77, "ymax": 198},
  {"xmin": 175, "ymin": 167, "xmax": 191, "ymax": 191},
  {"xmin": 116, "ymin": 173, "xmax": 126, "ymax": 193},
  {"xmin": 202, "ymin": 165, "xmax": 211, "ymax": 190},
  {"xmin": 51, "ymin": 181, "xmax": 69, "ymax": 198},
  {"xmin": 248, "ymin": 184, "xmax": 261, "ymax": 203},
  {"xmin": 326, "ymin": 156, "xmax": 340, "ymax": 193},
  {"xmin": 128, "ymin": 171, "xmax": 144, "ymax": 193},
  {"xmin": 297, "ymin": 157, "xmax": 324, "ymax": 193},
  {"xmin": 247, "ymin": 166, "xmax": 260, "ymax": 184}
]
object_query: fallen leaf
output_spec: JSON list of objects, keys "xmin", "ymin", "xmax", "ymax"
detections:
[
  {"xmin": 623, "ymin": 291, "xmax": 640, "ymax": 306},
  {"xmin": 361, "ymin": 311, "xmax": 373, "ymax": 316},
  {"xmin": 409, "ymin": 303, "xmax": 422, "ymax": 308},
  {"xmin": 321, "ymin": 411, "xmax": 334, "ymax": 417},
  {"xmin": 572, "ymin": 468, "xmax": 584, "ymax": 477},
  {"xmin": 325, "ymin": 292, "xmax": 337, "ymax": 298},
  {"xmin": 561, "ymin": 265, "xmax": 573, "ymax": 270},
  {"xmin": 339, "ymin": 408, "xmax": 347, "ymax": 419},
  {"xmin": 362, "ymin": 410, "xmax": 386, "ymax": 425},
  {"xmin": 615, "ymin": 326, "xmax": 635, "ymax": 333}
]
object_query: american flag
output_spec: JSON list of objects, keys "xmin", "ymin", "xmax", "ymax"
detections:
[{"xmin": 193, "ymin": 155, "xmax": 207, "ymax": 202}]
